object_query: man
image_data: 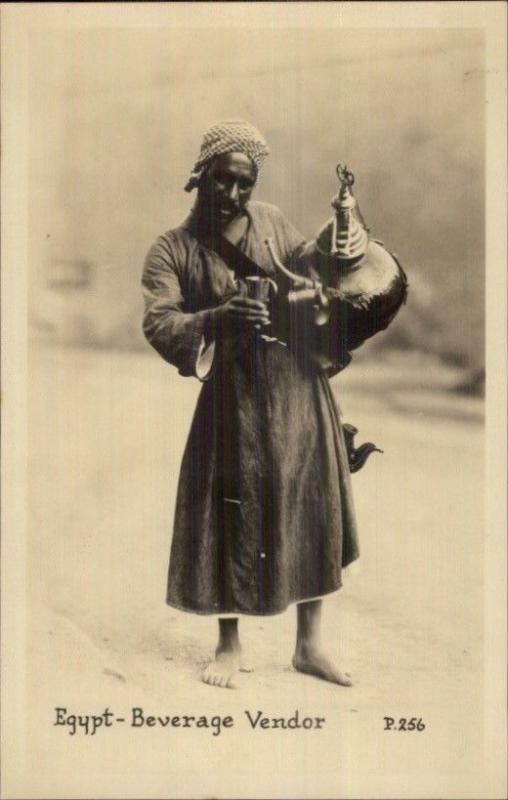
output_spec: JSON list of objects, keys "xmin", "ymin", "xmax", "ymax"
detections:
[{"xmin": 142, "ymin": 120, "xmax": 405, "ymax": 689}]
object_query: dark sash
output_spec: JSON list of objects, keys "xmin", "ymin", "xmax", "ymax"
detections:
[{"xmin": 193, "ymin": 226, "xmax": 272, "ymax": 282}]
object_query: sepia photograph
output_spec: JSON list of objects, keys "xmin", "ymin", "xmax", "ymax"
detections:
[{"xmin": 1, "ymin": 3, "xmax": 506, "ymax": 798}]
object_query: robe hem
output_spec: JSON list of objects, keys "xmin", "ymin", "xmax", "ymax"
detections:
[{"xmin": 165, "ymin": 583, "xmax": 344, "ymax": 618}]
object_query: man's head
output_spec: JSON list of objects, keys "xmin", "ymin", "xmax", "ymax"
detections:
[
  {"xmin": 197, "ymin": 151, "xmax": 257, "ymax": 225},
  {"xmin": 185, "ymin": 119, "xmax": 269, "ymax": 194}
]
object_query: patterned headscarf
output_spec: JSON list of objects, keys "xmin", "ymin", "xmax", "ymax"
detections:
[{"xmin": 184, "ymin": 120, "xmax": 270, "ymax": 192}]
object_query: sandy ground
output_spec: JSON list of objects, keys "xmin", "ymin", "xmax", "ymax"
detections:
[{"xmin": 11, "ymin": 342, "xmax": 493, "ymax": 798}]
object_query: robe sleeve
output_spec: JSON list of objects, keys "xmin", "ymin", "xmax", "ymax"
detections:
[{"xmin": 141, "ymin": 236, "xmax": 215, "ymax": 380}]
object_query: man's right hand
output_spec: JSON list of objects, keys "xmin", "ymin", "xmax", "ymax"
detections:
[{"xmin": 209, "ymin": 295, "xmax": 270, "ymax": 332}]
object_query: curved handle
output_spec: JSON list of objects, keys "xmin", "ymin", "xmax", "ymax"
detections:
[
  {"xmin": 267, "ymin": 277, "xmax": 278, "ymax": 295},
  {"xmin": 266, "ymin": 236, "xmax": 330, "ymax": 326}
]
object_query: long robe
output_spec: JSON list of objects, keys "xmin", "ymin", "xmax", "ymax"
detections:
[{"xmin": 142, "ymin": 200, "xmax": 405, "ymax": 616}]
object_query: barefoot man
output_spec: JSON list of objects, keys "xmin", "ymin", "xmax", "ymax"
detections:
[{"xmin": 142, "ymin": 120, "xmax": 407, "ymax": 689}]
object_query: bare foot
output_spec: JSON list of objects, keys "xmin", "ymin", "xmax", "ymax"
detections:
[
  {"xmin": 202, "ymin": 648, "xmax": 241, "ymax": 689},
  {"xmin": 292, "ymin": 643, "xmax": 353, "ymax": 687}
]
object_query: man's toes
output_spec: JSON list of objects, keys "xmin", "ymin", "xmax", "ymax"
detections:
[{"xmin": 226, "ymin": 675, "xmax": 238, "ymax": 689}]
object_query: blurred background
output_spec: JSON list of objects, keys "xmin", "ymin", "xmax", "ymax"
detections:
[{"xmin": 28, "ymin": 26, "xmax": 484, "ymax": 390}]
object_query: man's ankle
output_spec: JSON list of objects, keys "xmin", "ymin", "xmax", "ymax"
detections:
[
  {"xmin": 217, "ymin": 638, "xmax": 241, "ymax": 653},
  {"xmin": 296, "ymin": 637, "xmax": 321, "ymax": 653}
]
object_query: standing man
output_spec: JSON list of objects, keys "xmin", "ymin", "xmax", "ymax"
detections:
[{"xmin": 142, "ymin": 120, "xmax": 406, "ymax": 689}]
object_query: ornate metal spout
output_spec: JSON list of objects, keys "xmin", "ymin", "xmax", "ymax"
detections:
[{"xmin": 342, "ymin": 423, "xmax": 383, "ymax": 473}]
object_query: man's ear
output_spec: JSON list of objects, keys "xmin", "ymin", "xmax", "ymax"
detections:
[
  {"xmin": 197, "ymin": 160, "xmax": 215, "ymax": 193},
  {"xmin": 195, "ymin": 168, "xmax": 209, "ymax": 199}
]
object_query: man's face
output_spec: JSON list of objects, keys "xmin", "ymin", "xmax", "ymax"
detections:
[{"xmin": 200, "ymin": 152, "xmax": 256, "ymax": 225}]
